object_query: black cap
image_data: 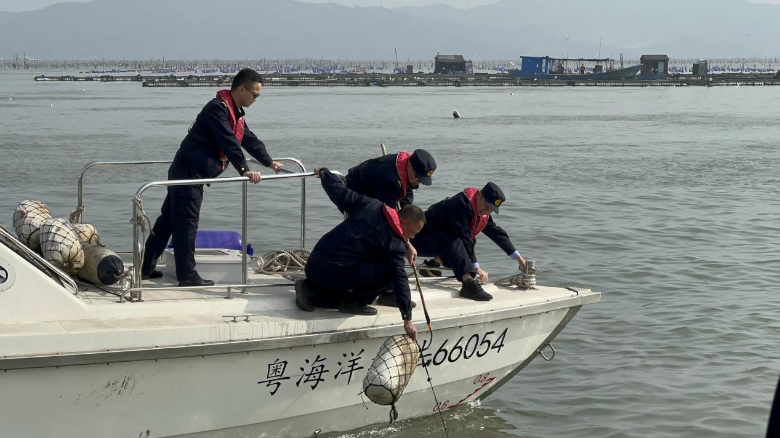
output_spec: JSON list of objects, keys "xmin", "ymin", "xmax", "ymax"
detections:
[
  {"xmin": 481, "ymin": 182, "xmax": 506, "ymax": 214},
  {"xmin": 409, "ymin": 149, "xmax": 437, "ymax": 186}
]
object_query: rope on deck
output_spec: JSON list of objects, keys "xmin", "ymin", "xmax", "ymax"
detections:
[
  {"xmin": 255, "ymin": 249, "xmax": 310, "ymax": 281},
  {"xmin": 493, "ymin": 261, "xmax": 537, "ymax": 289},
  {"xmin": 493, "ymin": 272, "xmax": 536, "ymax": 288}
]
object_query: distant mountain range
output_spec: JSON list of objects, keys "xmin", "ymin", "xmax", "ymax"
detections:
[{"xmin": 0, "ymin": 0, "xmax": 777, "ymax": 60}]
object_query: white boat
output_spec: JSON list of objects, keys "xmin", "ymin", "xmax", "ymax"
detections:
[{"xmin": 0, "ymin": 159, "xmax": 600, "ymax": 438}]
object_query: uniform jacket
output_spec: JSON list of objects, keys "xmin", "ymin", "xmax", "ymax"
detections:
[
  {"xmin": 424, "ymin": 191, "xmax": 516, "ymax": 264},
  {"xmin": 309, "ymin": 169, "xmax": 413, "ymax": 320},
  {"xmin": 345, "ymin": 153, "xmax": 414, "ymax": 208},
  {"xmin": 170, "ymin": 95, "xmax": 272, "ymax": 179}
]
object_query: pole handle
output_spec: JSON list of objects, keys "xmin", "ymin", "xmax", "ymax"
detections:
[{"xmin": 410, "ymin": 263, "xmax": 433, "ymax": 331}]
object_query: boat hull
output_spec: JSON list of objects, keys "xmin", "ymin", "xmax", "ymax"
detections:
[{"xmin": 0, "ymin": 306, "xmax": 580, "ymax": 438}]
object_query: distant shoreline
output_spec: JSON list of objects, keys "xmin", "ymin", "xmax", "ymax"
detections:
[{"xmin": 1, "ymin": 57, "xmax": 778, "ymax": 75}]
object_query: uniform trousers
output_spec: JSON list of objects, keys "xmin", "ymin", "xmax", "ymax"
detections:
[
  {"xmin": 141, "ymin": 168, "xmax": 204, "ymax": 281},
  {"xmin": 304, "ymin": 260, "xmax": 392, "ymax": 308},
  {"xmin": 411, "ymin": 227, "xmax": 473, "ymax": 280}
]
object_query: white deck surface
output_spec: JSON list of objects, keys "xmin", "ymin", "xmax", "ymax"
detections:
[{"xmin": 0, "ymin": 263, "xmax": 598, "ymax": 359}]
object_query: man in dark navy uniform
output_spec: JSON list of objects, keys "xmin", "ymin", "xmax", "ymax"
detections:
[
  {"xmin": 295, "ymin": 167, "xmax": 424, "ymax": 341},
  {"xmin": 411, "ymin": 182, "xmax": 528, "ymax": 301},
  {"xmin": 141, "ymin": 68, "xmax": 283, "ymax": 287},
  {"xmin": 345, "ymin": 149, "xmax": 437, "ymax": 209},
  {"xmin": 768, "ymin": 374, "xmax": 780, "ymax": 437}
]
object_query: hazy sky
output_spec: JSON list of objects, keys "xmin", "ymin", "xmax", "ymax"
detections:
[
  {"xmin": 0, "ymin": 0, "xmax": 495, "ymax": 12},
  {"xmin": 1, "ymin": 0, "xmax": 779, "ymax": 12}
]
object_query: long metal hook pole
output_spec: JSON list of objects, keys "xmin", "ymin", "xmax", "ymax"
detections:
[{"xmin": 410, "ymin": 263, "xmax": 432, "ymax": 333}]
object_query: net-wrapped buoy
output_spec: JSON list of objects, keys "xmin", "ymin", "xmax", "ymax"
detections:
[
  {"xmin": 40, "ymin": 218, "xmax": 85, "ymax": 275},
  {"xmin": 363, "ymin": 334, "xmax": 420, "ymax": 415},
  {"xmin": 12, "ymin": 200, "xmax": 52, "ymax": 251},
  {"xmin": 77, "ymin": 244, "xmax": 124, "ymax": 286},
  {"xmin": 71, "ymin": 223, "xmax": 101, "ymax": 245}
]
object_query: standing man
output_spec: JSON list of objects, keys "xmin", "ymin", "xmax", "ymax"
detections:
[
  {"xmin": 141, "ymin": 68, "xmax": 284, "ymax": 287},
  {"xmin": 295, "ymin": 167, "xmax": 423, "ymax": 341},
  {"xmin": 411, "ymin": 182, "xmax": 527, "ymax": 301},
  {"xmin": 345, "ymin": 149, "xmax": 437, "ymax": 209}
]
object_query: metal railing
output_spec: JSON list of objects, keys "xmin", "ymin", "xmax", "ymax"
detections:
[
  {"xmin": 130, "ymin": 170, "xmax": 317, "ymax": 301},
  {"xmin": 73, "ymin": 158, "xmax": 307, "ymax": 248}
]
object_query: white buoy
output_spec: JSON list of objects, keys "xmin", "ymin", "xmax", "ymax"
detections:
[
  {"xmin": 363, "ymin": 335, "xmax": 420, "ymax": 410},
  {"xmin": 13, "ymin": 200, "xmax": 52, "ymax": 252},
  {"xmin": 452, "ymin": 110, "xmax": 461, "ymax": 119},
  {"xmin": 77, "ymin": 244, "xmax": 124, "ymax": 286},
  {"xmin": 71, "ymin": 223, "xmax": 101, "ymax": 245},
  {"xmin": 50, "ymin": 103, "xmax": 53, "ymax": 107},
  {"xmin": 40, "ymin": 218, "xmax": 85, "ymax": 275}
]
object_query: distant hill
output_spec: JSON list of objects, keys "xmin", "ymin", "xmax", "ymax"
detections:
[
  {"xmin": 398, "ymin": 0, "xmax": 780, "ymax": 59},
  {"xmin": 0, "ymin": 0, "xmax": 777, "ymax": 60}
]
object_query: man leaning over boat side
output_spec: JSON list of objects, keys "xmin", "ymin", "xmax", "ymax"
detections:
[
  {"xmin": 411, "ymin": 183, "xmax": 527, "ymax": 301},
  {"xmin": 344, "ymin": 148, "xmax": 437, "ymax": 210},
  {"xmin": 294, "ymin": 167, "xmax": 422, "ymax": 341},
  {"xmin": 140, "ymin": 68, "xmax": 284, "ymax": 287}
]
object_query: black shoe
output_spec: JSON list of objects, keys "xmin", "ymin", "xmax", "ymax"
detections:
[
  {"xmin": 338, "ymin": 301, "xmax": 378, "ymax": 316},
  {"xmin": 295, "ymin": 279, "xmax": 315, "ymax": 312},
  {"xmin": 142, "ymin": 269, "xmax": 163, "ymax": 280},
  {"xmin": 460, "ymin": 278, "xmax": 493, "ymax": 301},
  {"xmin": 420, "ymin": 259, "xmax": 442, "ymax": 277},
  {"xmin": 178, "ymin": 275, "xmax": 215, "ymax": 287},
  {"xmin": 374, "ymin": 292, "xmax": 416, "ymax": 308}
]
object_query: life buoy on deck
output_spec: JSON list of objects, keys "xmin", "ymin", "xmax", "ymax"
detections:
[
  {"xmin": 71, "ymin": 223, "xmax": 101, "ymax": 245},
  {"xmin": 13, "ymin": 200, "xmax": 52, "ymax": 252},
  {"xmin": 77, "ymin": 244, "xmax": 124, "ymax": 286},
  {"xmin": 39, "ymin": 218, "xmax": 85, "ymax": 275}
]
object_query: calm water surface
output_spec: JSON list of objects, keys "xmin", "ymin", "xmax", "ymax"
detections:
[{"xmin": 1, "ymin": 70, "xmax": 779, "ymax": 438}]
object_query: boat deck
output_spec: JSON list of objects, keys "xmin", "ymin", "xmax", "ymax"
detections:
[{"xmin": 0, "ymin": 263, "xmax": 599, "ymax": 362}]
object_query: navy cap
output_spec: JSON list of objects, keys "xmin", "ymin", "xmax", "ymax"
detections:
[
  {"xmin": 409, "ymin": 149, "xmax": 437, "ymax": 186},
  {"xmin": 481, "ymin": 182, "xmax": 506, "ymax": 214}
]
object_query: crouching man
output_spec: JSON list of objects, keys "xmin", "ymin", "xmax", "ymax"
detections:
[
  {"xmin": 294, "ymin": 167, "xmax": 424, "ymax": 340},
  {"xmin": 412, "ymin": 182, "xmax": 527, "ymax": 301}
]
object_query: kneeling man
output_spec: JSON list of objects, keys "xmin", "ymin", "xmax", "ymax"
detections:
[
  {"xmin": 411, "ymin": 182, "xmax": 527, "ymax": 301},
  {"xmin": 295, "ymin": 168, "xmax": 424, "ymax": 340}
]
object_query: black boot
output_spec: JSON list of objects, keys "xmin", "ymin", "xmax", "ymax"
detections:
[
  {"xmin": 295, "ymin": 279, "xmax": 315, "ymax": 312},
  {"xmin": 420, "ymin": 259, "xmax": 442, "ymax": 277},
  {"xmin": 460, "ymin": 278, "xmax": 493, "ymax": 301},
  {"xmin": 374, "ymin": 292, "xmax": 417, "ymax": 308},
  {"xmin": 178, "ymin": 273, "xmax": 215, "ymax": 287},
  {"xmin": 338, "ymin": 301, "xmax": 378, "ymax": 316},
  {"xmin": 142, "ymin": 269, "xmax": 163, "ymax": 280}
]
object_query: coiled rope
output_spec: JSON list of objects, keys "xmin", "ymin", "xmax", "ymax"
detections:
[
  {"xmin": 255, "ymin": 249, "xmax": 310, "ymax": 281},
  {"xmin": 492, "ymin": 271, "xmax": 536, "ymax": 288},
  {"xmin": 493, "ymin": 260, "xmax": 537, "ymax": 289}
]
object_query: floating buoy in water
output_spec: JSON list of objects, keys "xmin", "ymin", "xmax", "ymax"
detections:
[
  {"xmin": 13, "ymin": 200, "xmax": 52, "ymax": 252},
  {"xmin": 363, "ymin": 335, "xmax": 420, "ymax": 422},
  {"xmin": 77, "ymin": 244, "xmax": 124, "ymax": 286},
  {"xmin": 452, "ymin": 110, "xmax": 461, "ymax": 119},
  {"xmin": 50, "ymin": 103, "xmax": 53, "ymax": 107}
]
